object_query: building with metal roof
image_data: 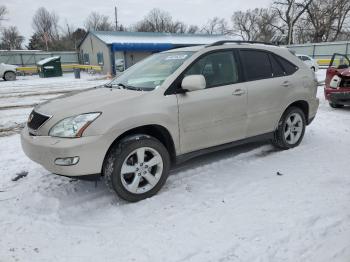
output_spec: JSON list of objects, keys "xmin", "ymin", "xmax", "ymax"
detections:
[{"xmin": 78, "ymin": 31, "xmax": 233, "ymax": 74}]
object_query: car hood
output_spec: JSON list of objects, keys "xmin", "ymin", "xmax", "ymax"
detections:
[
  {"xmin": 35, "ymin": 86, "xmax": 146, "ymax": 116},
  {"xmin": 338, "ymin": 68, "xmax": 350, "ymax": 77},
  {"xmin": 1, "ymin": 63, "xmax": 17, "ymax": 70}
]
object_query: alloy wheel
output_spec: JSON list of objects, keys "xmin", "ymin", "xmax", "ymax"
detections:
[
  {"xmin": 284, "ymin": 113, "xmax": 303, "ymax": 145},
  {"xmin": 120, "ymin": 147, "xmax": 163, "ymax": 194}
]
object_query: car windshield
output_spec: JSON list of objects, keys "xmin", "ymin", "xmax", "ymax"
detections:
[
  {"xmin": 330, "ymin": 54, "xmax": 350, "ymax": 69},
  {"xmin": 107, "ymin": 51, "xmax": 194, "ymax": 91}
]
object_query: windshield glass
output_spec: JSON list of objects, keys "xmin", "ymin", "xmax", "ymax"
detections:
[
  {"xmin": 108, "ymin": 51, "xmax": 194, "ymax": 91},
  {"xmin": 330, "ymin": 54, "xmax": 350, "ymax": 69}
]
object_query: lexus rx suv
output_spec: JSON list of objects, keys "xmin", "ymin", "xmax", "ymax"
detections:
[{"xmin": 21, "ymin": 41, "xmax": 319, "ymax": 202}]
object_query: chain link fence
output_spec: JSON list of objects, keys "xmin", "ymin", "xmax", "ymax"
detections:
[
  {"xmin": 0, "ymin": 50, "xmax": 79, "ymax": 67},
  {"xmin": 288, "ymin": 41, "xmax": 350, "ymax": 67}
]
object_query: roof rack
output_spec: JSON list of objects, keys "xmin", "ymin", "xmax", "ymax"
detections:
[{"xmin": 207, "ymin": 40, "xmax": 278, "ymax": 47}]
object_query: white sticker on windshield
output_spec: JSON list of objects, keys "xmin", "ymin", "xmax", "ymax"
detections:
[{"xmin": 165, "ymin": 55, "xmax": 188, "ymax": 60}]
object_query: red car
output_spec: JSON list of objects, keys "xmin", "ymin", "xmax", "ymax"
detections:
[{"xmin": 325, "ymin": 53, "xmax": 350, "ymax": 108}]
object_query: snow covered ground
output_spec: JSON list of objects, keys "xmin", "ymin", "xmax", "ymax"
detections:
[
  {"xmin": 0, "ymin": 70, "xmax": 349, "ymax": 262},
  {"xmin": 0, "ymin": 72, "xmax": 107, "ymax": 135}
]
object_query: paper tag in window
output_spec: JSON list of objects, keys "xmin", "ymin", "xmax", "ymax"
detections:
[{"xmin": 165, "ymin": 55, "xmax": 188, "ymax": 60}]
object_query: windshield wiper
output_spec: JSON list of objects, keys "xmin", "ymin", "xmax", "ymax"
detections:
[
  {"xmin": 116, "ymin": 83, "xmax": 126, "ymax": 89},
  {"xmin": 104, "ymin": 83, "xmax": 126, "ymax": 89},
  {"xmin": 105, "ymin": 82, "xmax": 148, "ymax": 91},
  {"xmin": 124, "ymin": 85, "xmax": 144, "ymax": 91}
]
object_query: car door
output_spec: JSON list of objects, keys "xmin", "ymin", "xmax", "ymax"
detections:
[
  {"xmin": 176, "ymin": 50, "xmax": 248, "ymax": 154},
  {"xmin": 326, "ymin": 53, "xmax": 350, "ymax": 87},
  {"xmin": 239, "ymin": 49, "xmax": 298, "ymax": 137}
]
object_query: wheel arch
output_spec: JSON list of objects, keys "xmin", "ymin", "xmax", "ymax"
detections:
[
  {"xmin": 4, "ymin": 70, "xmax": 16, "ymax": 75},
  {"xmin": 3, "ymin": 70, "xmax": 16, "ymax": 79},
  {"xmin": 102, "ymin": 124, "xmax": 176, "ymax": 173},
  {"xmin": 284, "ymin": 100, "xmax": 310, "ymax": 124}
]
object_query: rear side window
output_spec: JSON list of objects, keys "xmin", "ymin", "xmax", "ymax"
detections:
[
  {"xmin": 269, "ymin": 54, "xmax": 285, "ymax": 77},
  {"xmin": 240, "ymin": 50, "xmax": 272, "ymax": 81},
  {"xmin": 275, "ymin": 55, "xmax": 298, "ymax": 75}
]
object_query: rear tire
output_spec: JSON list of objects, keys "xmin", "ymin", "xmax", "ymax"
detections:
[
  {"xmin": 329, "ymin": 102, "xmax": 344, "ymax": 108},
  {"xmin": 4, "ymin": 71, "xmax": 16, "ymax": 81},
  {"xmin": 103, "ymin": 135, "xmax": 170, "ymax": 202},
  {"xmin": 271, "ymin": 107, "xmax": 306, "ymax": 150}
]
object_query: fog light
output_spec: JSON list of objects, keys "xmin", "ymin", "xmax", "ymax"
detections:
[{"xmin": 54, "ymin": 156, "xmax": 79, "ymax": 166}]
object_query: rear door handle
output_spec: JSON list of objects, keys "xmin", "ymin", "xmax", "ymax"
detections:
[
  {"xmin": 281, "ymin": 81, "xmax": 290, "ymax": 87},
  {"xmin": 232, "ymin": 89, "xmax": 246, "ymax": 96}
]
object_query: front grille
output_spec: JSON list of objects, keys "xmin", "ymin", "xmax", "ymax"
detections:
[{"xmin": 27, "ymin": 110, "xmax": 50, "ymax": 130}]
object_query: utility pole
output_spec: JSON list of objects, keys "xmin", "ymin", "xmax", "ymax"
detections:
[{"xmin": 114, "ymin": 5, "xmax": 118, "ymax": 31}]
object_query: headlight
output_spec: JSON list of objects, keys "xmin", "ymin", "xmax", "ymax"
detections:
[{"xmin": 49, "ymin": 112, "xmax": 101, "ymax": 138}]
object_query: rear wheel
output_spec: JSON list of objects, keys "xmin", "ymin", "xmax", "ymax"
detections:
[
  {"xmin": 272, "ymin": 107, "xmax": 306, "ymax": 149},
  {"xmin": 103, "ymin": 135, "xmax": 170, "ymax": 202},
  {"xmin": 329, "ymin": 102, "xmax": 344, "ymax": 108},
  {"xmin": 4, "ymin": 71, "xmax": 16, "ymax": 81}
]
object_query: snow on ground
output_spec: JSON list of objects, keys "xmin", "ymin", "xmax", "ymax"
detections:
[
  {"xmin": 0, "ymin": 70, "xmax": 350, "ymax": 262},
  {"xmin": 0, "ymin": 72, "xmax": 108, "ymax": 135}
]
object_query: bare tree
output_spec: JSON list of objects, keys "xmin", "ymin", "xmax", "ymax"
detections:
[
  {"xmin": 232, "ymin": 9, "xmax": 278, "ymax": 41},
  {"xmin": 201, "ymin": 17, "xmax": 228, "ymax": 35},
  {"xmin": 293, "ymin": 0, "xmax": 350, "ymax": 43},
  {"xmin": 273, "ymin": 0, "xmax": 313, "ymax": 44},
  {"xmin": 133, "ymin": 8, "xmax": 189, "ymax": 33},
  {"xmin": 0, "ymin": 5, "xmax": 7, "ymax": 25},
  {"xmin": 134, "ymin": 9, "xmax": 173, "ymax": 33},
  {"xmin": 0, "ymin": 26, "xmax": 24, "ymax": 50},
  {"xmin": 32, "ymin": 7, "xmax": 59, "ymax": 51},
  {"xmin": 330, "ymin": 0, "xmax": 350, "ymax": 40},
  {"xmin": 170, "ymin": 21, "xmax": 187, "ymax": 33},
  {"xmin": 187, "ymin": 25, "xmax": 200, "ymax": 34},
  {"xmin": 84, "ymin": 12, "xmax": 114, "ymax": 31},
  {"xmin": 293, "ymin": 17, "xmax": 313, "ymax": 43},
  {"xmin": 232, "ymin": 10, "xmax": 258, "ymax": 40}
]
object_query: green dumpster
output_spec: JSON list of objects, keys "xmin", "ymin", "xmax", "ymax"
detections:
[{"xmin": 37, "ymin": 56, "xmax": 63, "ymax": 78}]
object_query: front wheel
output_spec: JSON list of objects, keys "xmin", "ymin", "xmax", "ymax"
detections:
[
  {"xmin": 271, "ymin": 107, "xmax": 306, "ymax": 150},
  {"xmin": 329, "ymin": 102, "xmax": 344, "ymax": 108},
  {"xmin": 103, "ymin": 135, "xmax": 170, "ymax": 202},
  {"xmin": 4, "ymin": 71, "xmax": 16, "ymax": 81}
]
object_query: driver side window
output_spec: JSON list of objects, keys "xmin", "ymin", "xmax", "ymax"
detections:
[{"xmin": 185, "ymin": 51, "xmax": 239, "ymax": 88}]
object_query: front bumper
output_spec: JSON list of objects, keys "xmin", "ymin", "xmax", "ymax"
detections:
[
  {"xmin": 21, "ymin": 126, "xmax": 108, "ymax": 176},
  {"xmin": 328, "ymin": 92, "xmax": 350, "ymax": 105}
]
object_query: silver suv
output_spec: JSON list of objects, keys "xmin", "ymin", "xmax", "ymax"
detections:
[{"xmin": 21, "ymin": 41, "xmax": 319, "ymax": 202}]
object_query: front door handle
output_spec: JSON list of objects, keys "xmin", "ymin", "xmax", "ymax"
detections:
[{"xmin": 233, "ymin": 89, "xmax": 246, "ymax": 96}]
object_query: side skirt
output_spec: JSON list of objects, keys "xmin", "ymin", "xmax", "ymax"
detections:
[{"xmin": 175, "ymin": 132, "xmax": 274, "ymax": 165}]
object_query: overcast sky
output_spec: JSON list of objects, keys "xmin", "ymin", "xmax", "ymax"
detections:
[{"xmin": 4, "ymin": 0, "xmax": 272, "ymax": 41}]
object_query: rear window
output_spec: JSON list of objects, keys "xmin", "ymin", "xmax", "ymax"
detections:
[
  {"xmin": 269, "ymin": 54, "xmax": 285, "ymax": 77},
  {"xmin": 240, "ymin": 50, "xmax": 272, "ymax": 81},
  {"xmin": 275, "ymin": 55, "xmax": 298, "ymax": 75}
]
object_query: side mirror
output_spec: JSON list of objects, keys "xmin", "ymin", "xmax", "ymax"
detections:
[{"xmin": 181, "ymin": 75, "xmax": 206, "ymax": 92}]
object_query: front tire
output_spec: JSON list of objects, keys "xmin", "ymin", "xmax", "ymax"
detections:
[
  {"xmin": 4, "ymin": 71, "xmax": 16, "ymax": 81},
  {"xmin": 103, "ymin": 135, "xmax": 170, "ymax": 202},
  {"xmin": 272, "ymin": 107, "xmax": 306, "ymax": 150},
  {"xmin": 329, "ymin": 102, "xmax": 344, "ymax": 108}
]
